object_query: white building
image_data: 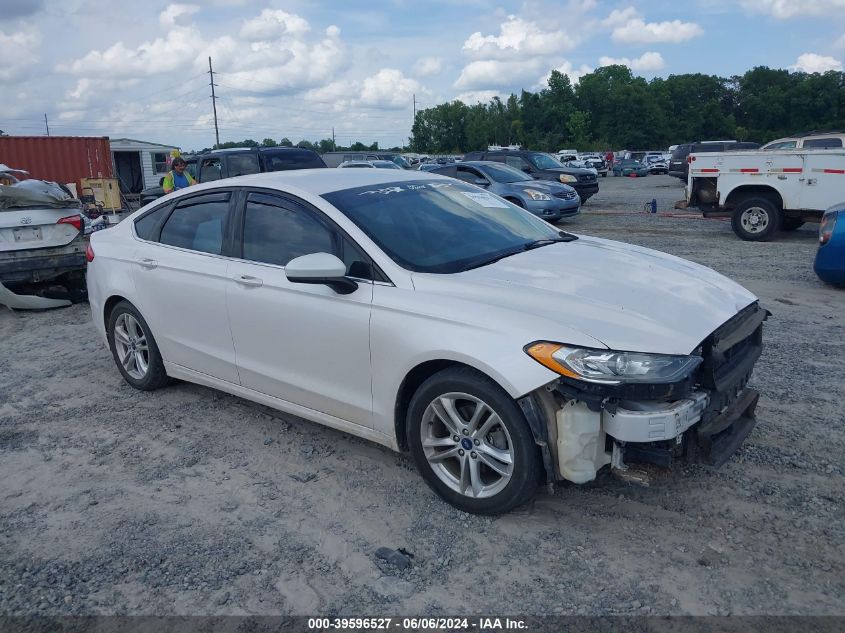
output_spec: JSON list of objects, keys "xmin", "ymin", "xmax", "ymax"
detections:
[{"xmin": 109, "ymin": 138, "xmax": 180, "ymax": 196}]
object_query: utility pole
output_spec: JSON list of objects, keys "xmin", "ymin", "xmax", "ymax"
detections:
[
  {"xmin": 44, "ymin": 114, "xmax": 50, "ymax": 136},
  {"xmin": 413, "ymin": 93, "xmax": 416, "ymax": 121},
  {"xmin": 331, "ymin": 127, "xmax": 336, "ymax": 151},
  {"xmin": 208, "ymin": 56, "xmax": 220, "ymax": 148}
]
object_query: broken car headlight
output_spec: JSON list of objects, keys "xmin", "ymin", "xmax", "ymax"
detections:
[{"xmin": 525, "ymin": 342, "xmax": 703, "ymax": 385}]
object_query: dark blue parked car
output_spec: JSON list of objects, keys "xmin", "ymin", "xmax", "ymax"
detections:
[
  {"xmin": 431, "ymin": 161, "xmax": 580, "ymax": 222},
  {"xmin": 815, "ymin": 203, "xmax": 845, "ymax": 286}
]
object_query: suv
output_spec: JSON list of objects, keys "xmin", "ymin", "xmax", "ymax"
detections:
[
  {"xmin": 139, "ymin": 147, "xmax": 326, "ymax": 205},
  {"xmin": 462, "ymin": 149, "xmax": 599, "ymax": 202},
  {"xmin": 761, "ymin": 130, "xmax": 845, "ymax": 150},
  {"xmin": 669, "ymin": 141, "xmax": 760, "ymax": 181}
]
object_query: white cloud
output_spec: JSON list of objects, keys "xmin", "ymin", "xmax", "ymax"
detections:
[
  {"xmin": 413, "ymin": 56, "xmax": 443, "ymax": 77},
  {"xmin": 741, "ymin": 0, "xmax": 845, "ymax": 19},
  {"xmin": 462, "ymin": 15, "xmax": 575, "ymax": 60},
  {"xmin": 790, "ymin": 53, "xmax": 843, "ymax": 73},
  {"xmin": 535, "ymin": 61, "xmax": 594, "ymax": 88},
  {"xmin": 454, "ymin": 90, "xmax": 502, "ymax": 105},
  {"xmin": 612, "ymin": 18, "xmax": 703, "ymax": 43},
  {"xmin": 240, "ymin": 9, "xmax": 310, "ymax": 40},
  {"xmin": 599, "ymin": 51, "xmax": 665, "ymax": 72},
  {"xmin": 454, "ymin": 59, "xmax": 544, "ymax": 90},
  {"xmin": 159, "ymin": 4, "xmax": 200, "ymax": 28},
  {"xmin": 0, "ymin": 29, "xmax": 40, "ymax": 82},
  {"xmin": 602, "ymin": 7, "xmax": 639, "ymax": 28},
  {"xmin": 304, "ymin": 69, "xmax": 426, "ymax": 110}
]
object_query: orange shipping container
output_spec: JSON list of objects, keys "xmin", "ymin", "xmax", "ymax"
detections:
[{"xmin": 0, "ymin": 136, "xmax": 114, "ymax": 197}]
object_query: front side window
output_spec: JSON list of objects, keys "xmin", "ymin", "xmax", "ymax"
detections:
[
  {"xmin": 200, "ymin": 158, "xmax": 223, "ymax": 182},
  {"xmin": 159, "ymin": 194, "xmax": 230, "ymax": 255},
  {"xmin": 227, "ymin": 153, "xmax": 261, "ymax": 177},
  {"xmin": 505, "ymin": 156, "xmax": 529, "ymax": 170},
  {"xmin": 454, "ymin": 166, "xmax": 485, "ymax": 183},
  {"xmin": 322, "ymin": 180, "xmax": 562, "ymax": 274},
  {"xmin": 263, "ymin": 150, "xmax": 325, "ymax": 171},
  {"xmin": 241, "ymin": 193, "xmax": 371, "ymax": 277}
]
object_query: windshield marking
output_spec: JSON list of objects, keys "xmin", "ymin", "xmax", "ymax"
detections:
[{"xmin": 460, "ymin": 191, "xmax": 509, "ymax": 208}]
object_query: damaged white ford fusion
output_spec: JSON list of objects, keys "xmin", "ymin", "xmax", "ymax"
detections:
[{"xmin": 87, "ymin": 169, "xmax": 765, "ymax": 514}]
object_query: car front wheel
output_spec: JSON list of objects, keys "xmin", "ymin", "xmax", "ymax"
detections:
[
  {"xmin": 407, "ymin": 367, "xmax": 541, "ymax": 515},
  {"xmin": 107, "ymin": 300, "xmax": 169, "ymax": 391}
]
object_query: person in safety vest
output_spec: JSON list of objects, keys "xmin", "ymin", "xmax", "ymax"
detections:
[{"xmin": 162, "ymin": 157, "xmax": 196, "ymax": 193}]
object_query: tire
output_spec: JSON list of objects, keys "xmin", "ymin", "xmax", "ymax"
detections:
[
  {"xmin": 731, "ymin": 197, "xmax": 782, "ymax": 241},
  {"xmin": 601, "ymin": 172, "xmax": 607, "ymax": 178},
  {"xmin": 107, "ymin": 300, "xmax": 169, "ymax": 391},
  {"xmin": 781, "ymin": 217, "xmax": 805, "ymax": 231},
  {"xmin": 406, "ymin": 367, "xmax": 541, "ymax": 515}
]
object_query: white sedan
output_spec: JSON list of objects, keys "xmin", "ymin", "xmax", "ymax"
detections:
[{"xmin": 87, "ymin": 169, "xmax": 766, "ymax": 514}]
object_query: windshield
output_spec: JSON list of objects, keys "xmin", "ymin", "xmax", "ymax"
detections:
[
  {"xmin": 388, "ymin": 155, "xmax": 412, "ymax": 169},
  {"xmin": 478, "ymin": 163, "xmax": 532, "ymax": 183},
  {"xmin": 322, "ymin": 180, "xmax": 562, "ymax": 273},
  {"xmin": 528, "ymin": 153, "xmax": 564, "ymax": 169}
]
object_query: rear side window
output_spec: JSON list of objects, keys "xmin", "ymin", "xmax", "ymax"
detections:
[
  {"xmin": 227, "ymin": 154, "xmax": 260, "ymax": 177},
  {"xmin": 134, "ymin": 204, "xmax": 171, "ymax": 241},
  {"xmin": 804, "ymin": 138, "xmax": 842, "ymax": 148},
  {"xmin": 159, "ymin": 193, "xmax": 230, "ymax": 255},
  {"xmin": 263, "ymin": 150, "xmax": 326, "ymax": 171}
]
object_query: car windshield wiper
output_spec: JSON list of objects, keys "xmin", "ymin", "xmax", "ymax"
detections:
[
  {"xmin": 523, "ymin": 232, "xmax": 579, "ymax": 250},
  {"xmin": 459, "ymin": 232, "xmax": 578, "ymax": 271}
]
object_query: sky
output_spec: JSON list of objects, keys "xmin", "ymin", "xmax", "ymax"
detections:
[{"xmin": 2, "ymin": 0, "xmax": 845, "ymax": 150}]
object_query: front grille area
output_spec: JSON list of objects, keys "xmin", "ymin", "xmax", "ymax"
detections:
[
  {"xmin": 554, "ymin": 191, "xmax": 578, "ymax": 200},
  {"xmin": 579, "ymin": 174, "xmax": 597, "ymax": 182}
]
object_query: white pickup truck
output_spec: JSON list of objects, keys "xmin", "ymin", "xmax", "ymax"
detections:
[{"xmin": 685, "ymin": 148, "xmax": 845, "ymax": 240}]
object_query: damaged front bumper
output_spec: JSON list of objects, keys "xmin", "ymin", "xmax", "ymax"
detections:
[{"xmin": 525, "ymin": 302, "xmax": 766, "ymax": 485}]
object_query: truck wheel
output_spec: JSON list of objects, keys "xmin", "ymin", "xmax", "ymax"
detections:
[
  {"xmin": 781, "ymin": 218, "xmax": 805, "ymax": 231},
  {"xmin": 731, "ymin": 197, "xmax": 781, "ymax": 241}
]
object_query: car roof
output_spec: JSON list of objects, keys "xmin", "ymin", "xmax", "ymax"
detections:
[{"xmin": 174, "ymin": 167, "xmax": 446, "ymax": 196}]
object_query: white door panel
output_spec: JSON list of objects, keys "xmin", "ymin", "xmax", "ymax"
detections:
[
  {"xmin": 801, "ymin": 153, "xmax": 845, "ymax": 211},
  {"xmin": 226, "ymin": 261, "xmax": 374, "ymax": 426},
  {"xmin": 132, "ymin": 245, "xmax": 239, "ymax": 384}
]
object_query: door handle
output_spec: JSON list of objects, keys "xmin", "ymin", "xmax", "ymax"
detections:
[
  {"xmin": 136, "ymin": 258, "xmax": 157, "ymax": 269},
  {"xmin": 233, "ymin": 275, "xmax": 263, "ymax": 287}
]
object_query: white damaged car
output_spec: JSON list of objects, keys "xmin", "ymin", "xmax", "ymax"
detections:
[{"xmin": 87, "ymin": 170, "xmax": 766, "ymax": 514}]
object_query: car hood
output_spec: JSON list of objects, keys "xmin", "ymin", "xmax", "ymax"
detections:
[
  {"xmin": 411, "ymin": 236, "xmax": 758, "ymax": 355},
  {"xmin": 497, "ymin": 180, "xmax": 576, "ymax": 194}
]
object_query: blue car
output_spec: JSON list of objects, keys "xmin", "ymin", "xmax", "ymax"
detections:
[
  {"xmin": 431, "ymin": 161, "xmax": 580, "ymax": 222},
  {"xmin": 814, "ymin": 203, "xmax": 845, "ymax": 285}
]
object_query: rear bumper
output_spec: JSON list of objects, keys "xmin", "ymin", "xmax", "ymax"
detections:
[{"xmin": 0, "ymin": 238, "xmax": 87, "ymax": 284}]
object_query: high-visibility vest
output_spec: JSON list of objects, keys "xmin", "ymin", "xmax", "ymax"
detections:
[{"xmin": 162, "ymin": 170, "xmax": 196, "ymax": 192}]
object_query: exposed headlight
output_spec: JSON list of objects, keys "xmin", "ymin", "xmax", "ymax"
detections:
[
  {"xmin": 559, "ymin": 174, "xmax": 577, "ymax": 183},
  {"xmin": 523, "ymin": 188, "xmax": 552, "ymax": 201},
  {"xmin": 525, "ymin": 342, "xmax": 703, "ymax": 385}
]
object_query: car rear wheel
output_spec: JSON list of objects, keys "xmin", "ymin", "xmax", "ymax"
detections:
[
  {"xmin": 407, "ymin": 367, "xmax": 541, "ymax": 515},
  {"xmin": 731, "ymin": 197, "xmax": 781, "ymax": 241},
  {"xmin": 107, "ymin": 301, "xmax": 169, "ymax": 391}
]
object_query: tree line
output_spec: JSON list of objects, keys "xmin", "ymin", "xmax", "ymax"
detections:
[
  {"xmin": 195, "ymin": 138, "xmax": 401, "ymax": 154},
  {"xmin": 410, "ymin": 65, "xmax": 845, "ymax": 153}
]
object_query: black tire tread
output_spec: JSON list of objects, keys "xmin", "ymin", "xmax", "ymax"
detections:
[
  {"xmin": 107, "ymin": 300, "xmax": 169, "ymax": 391},
  {"xmin": 731, "ymin": 196, "xmax": 781, "ymax": 241},
  {"xmin": 406, "ymin": 366, "xmax": 541, "ymax": 515}
]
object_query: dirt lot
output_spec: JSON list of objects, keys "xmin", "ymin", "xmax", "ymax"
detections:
[{"xmin": 1, "ymin": 174, "xmax": 843, "ymax": 617}]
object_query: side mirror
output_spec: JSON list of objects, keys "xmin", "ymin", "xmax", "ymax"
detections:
[
  {"xmin": 521, "ymin": 166, "xmax": 532, "ymax": 173},
  {"xmin": 285, "ymin": 252, "xmax": 358, "ymax": 295},
  {"xmin": 474, "ymin": 178, "xmax": 489, "ymax": 187}
]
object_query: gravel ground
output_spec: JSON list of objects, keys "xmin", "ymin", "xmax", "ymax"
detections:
[{"xmin": 1, "ymin": 174, "xmax": 843, "ymax": 617}]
